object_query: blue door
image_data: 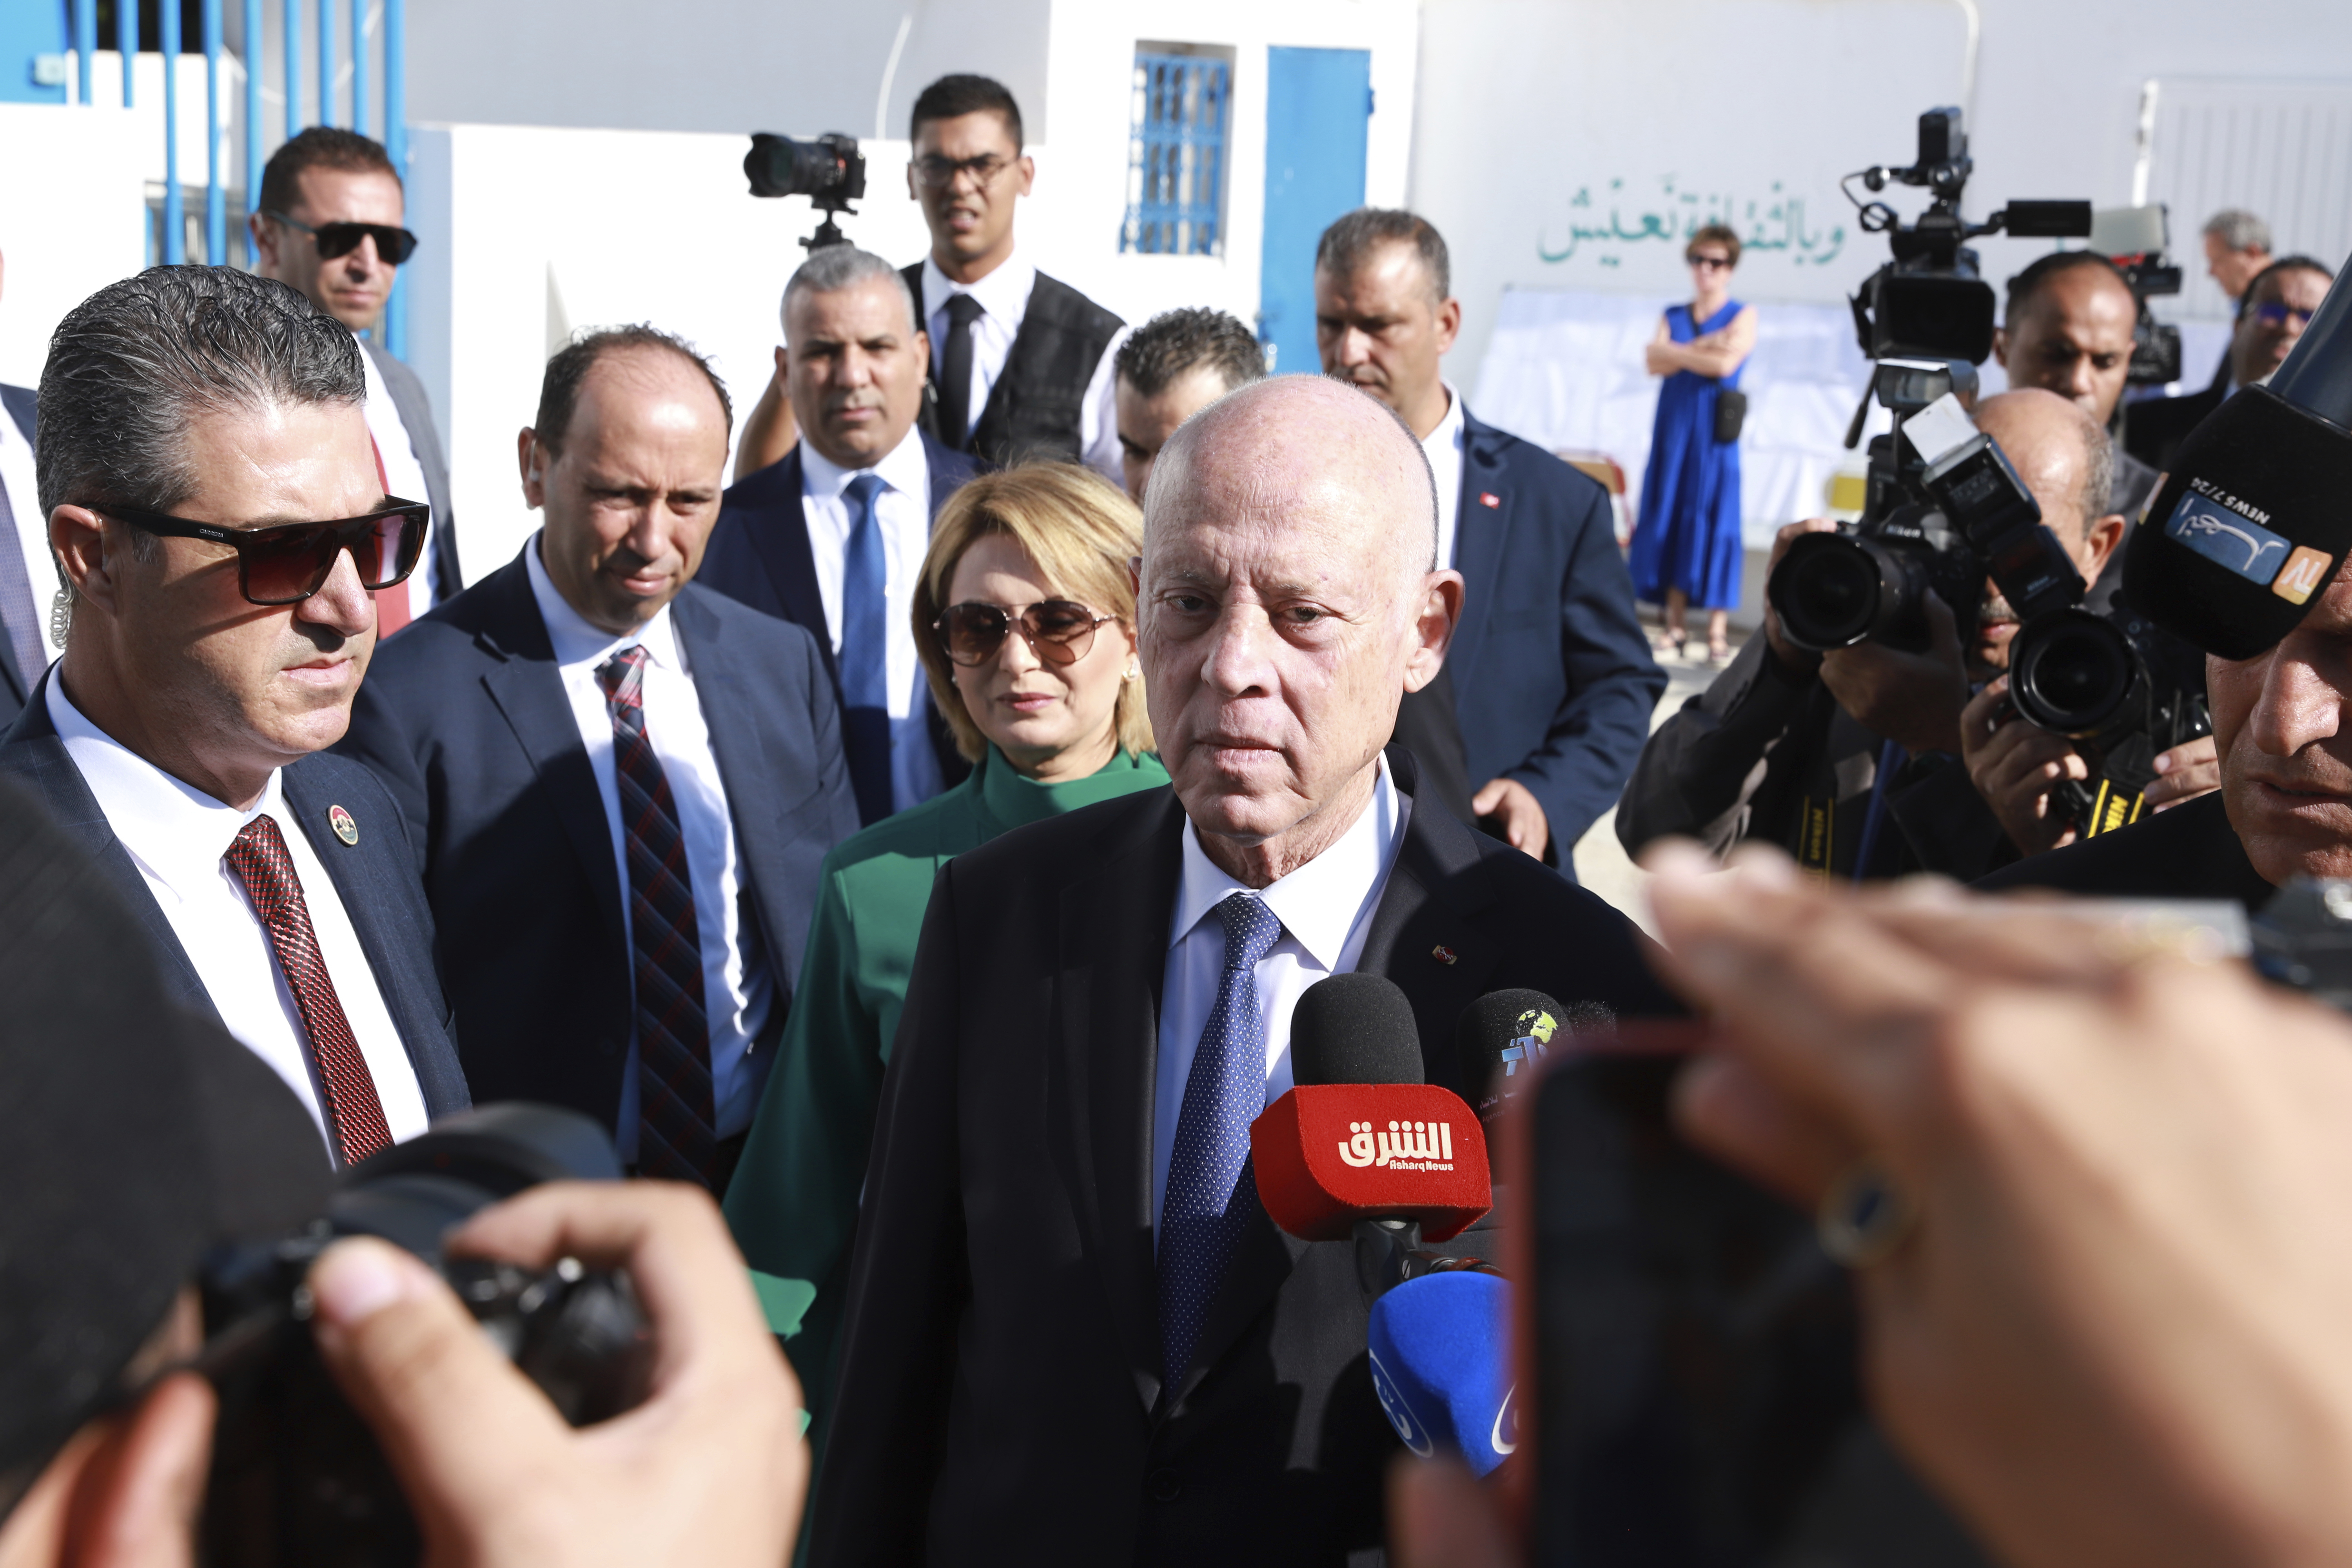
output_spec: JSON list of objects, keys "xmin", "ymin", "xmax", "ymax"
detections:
[{"xmin": 1258, "ymin": 46, "xmax": 1370, "ymax": 376}]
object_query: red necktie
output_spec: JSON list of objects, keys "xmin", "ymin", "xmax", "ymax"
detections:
[
  {"xmin": 223, "ymin": 814, "xmax": 394, "ymax": 1165},
  {"xmin": 367, "ymin": 431, "xmax": 412, "ymax": 638}
]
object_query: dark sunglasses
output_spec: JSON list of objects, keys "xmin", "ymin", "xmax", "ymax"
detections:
[
  {"xmin": 935, "ymin": 599, "xmax": 1115, "ymax": 667},
  {"xmin": 95, "ymin": 498, "xmax": 430, "ymax": 606},
  {"xmin": 1688, "ymin": 254, "xmax": 1733, "ymax": 272},
  {"xmin": 2252, "ymin": 300, "xmax": 2316, "ymax": 329},
  {"xmin": 265, "ymin": 210, "xmax": 420, "ymax": 265}
]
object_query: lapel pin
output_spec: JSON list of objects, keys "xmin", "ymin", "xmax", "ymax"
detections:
[
  {"xmin": 1479, "ymin": 491, "xmax": 1501, "ymax": 509},
  {"xmin": 1432, "ymin": 944, "xmax": 1458, "ymax": 966},
  {"xmin": 328, "ymin": 804, "xmax": 359, "ymax": 847}
]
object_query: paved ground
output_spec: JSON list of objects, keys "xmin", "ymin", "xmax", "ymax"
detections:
[{"xmin": 1566, "ymin": 627, "xmax": 1744, "ymax": 938}]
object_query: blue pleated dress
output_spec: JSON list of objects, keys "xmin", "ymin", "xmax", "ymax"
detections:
[{"xmin": 1630, "ymin": 299, "xmax": 1747, "ymax": 610}]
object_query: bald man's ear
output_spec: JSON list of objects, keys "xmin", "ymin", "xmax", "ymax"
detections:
[
  {"xmin": 1403, "ymin": 570, "xmax": 1465, "ymax": 693},
  {"xmin": 1991, "ymin": 326, "xmax": 2011, "ymax": 368},
  {"xmin": 2081, "ymin": 512, "xmax": 2128, "ymax": 581}
]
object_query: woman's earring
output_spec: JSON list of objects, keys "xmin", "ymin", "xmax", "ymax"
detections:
[{"xmin": 1124, "ymin": 661, "xmax": 1141, "ymax": 682}]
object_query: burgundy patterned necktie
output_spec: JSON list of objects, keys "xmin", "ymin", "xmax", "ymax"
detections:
[
  {"xmin": 223, "ymin": 814, "xmax": 393, "ymax": 1166},
  {"xmin": 597, "ymin": 645, "xmax": 717, "ymax": 1186}
]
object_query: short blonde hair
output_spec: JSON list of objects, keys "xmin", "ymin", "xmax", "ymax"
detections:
[{"xmin": 913, "ymin": 463, "xmax": 1153, "ymax": 764}]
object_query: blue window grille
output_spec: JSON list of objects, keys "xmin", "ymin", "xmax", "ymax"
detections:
[{"xmin": 1122, "ymin": 52, "xmax": 1230, "ymax": 256}]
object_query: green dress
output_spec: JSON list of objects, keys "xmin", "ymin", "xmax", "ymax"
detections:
[{"xmin": 723, "ymin": 744, "xmax": 1170, "ymax": 1415}]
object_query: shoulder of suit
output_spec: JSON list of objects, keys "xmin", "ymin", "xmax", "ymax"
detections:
[
  {"xmin": 1025, "ymin": 270, "xmax": 1125, "ymax": 334},
  {"xmin": 287, "ymin": 748, "xmax": 403, "ymax": 822},
  {"xmin": 719, "ymin": 445, "xmax": 802, "ymax": 510},
  {"xmin": 676, "ymin": 580, "xmax": 824, "ymax": 656},
  {"xmin": 1463, "ymin": 411, "xmax": 1607, "ymax": 505},
  {"xmin": 939, "ymin": 782, "xmax": 1174, "ymax": 886},
  {"xmin": 1974, "ymin": 788, "xmax": 2236, "ymax": 897}
]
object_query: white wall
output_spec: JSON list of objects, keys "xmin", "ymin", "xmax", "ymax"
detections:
[{"xmin": 0, "ymin": 104, "xmax": 149, "ymax": 389}]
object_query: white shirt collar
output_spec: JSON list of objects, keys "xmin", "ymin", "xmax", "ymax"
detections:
[
  {"xmin": 1423, "ymin": 382, "xmax": 1464, "ymax": 457},
  {"xmin": 523, "ymin": 532, "xmax": 684, "ymax": 675},
  {"xmin": 799, "ymin": 423, "xmax": 931, "ymax": 501},
  {"xmin": 920, "ymin": 249, "xmax": 1038, "ymax": 328},
  {"xmin": 46, "ymin": 674, "xmax": 288, "ymax": 893},
  {"xmin": 1168, "ymin": 758, "xmax": 1405, "ymax": 972}
]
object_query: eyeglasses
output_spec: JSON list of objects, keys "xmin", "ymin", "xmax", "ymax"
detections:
[
  {"xmin": 265, "ymin": 210, "xmax": 420, "ymax": 265},
  {"xmin": 935, "ymin": 600, "xmax": 1115, "ymax": 667},
  {"xmin": 94, "ymin": 498, "xmax": 430, "ymax": 606},
  {"xmin": 2252, "ymin": 301, "xmax": 2317, "ymax": 329},
  {"xmin": 1688, "ymin": 254, "xmax": 1733, "ymax": 272},
  {"xmin": 913, "ymin": 152, "xmax": 1013, "ymax": 192}
]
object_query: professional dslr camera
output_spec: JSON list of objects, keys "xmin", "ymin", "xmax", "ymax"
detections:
[
  {"xmin": 1767, "ymin": 109, "xmax": 2207, "ymax": 833},
  {"xmin": 744, "ymin": 130, "xmax": 866, "ymax": 251},
  {"xmin": 197, "ymin": 1105, "xmax": 653, "ymax": 1568}
]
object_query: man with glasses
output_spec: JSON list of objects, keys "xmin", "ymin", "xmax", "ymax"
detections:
[
  {"xmin": 2127, "ymin": 255, "xmax": 2337, "ymax": 473},
  {"xmin": 702, "ymin": 246, "xmax": 980, "ymax": 825},
  {"xmin": 0, "ymin": 265, "xmax": 468, "ymax": 1161},
  {"xmin": 251, "ymin": 126, "xmax": 457, "ymax": 626},
  {"xmin": 736, "ymin": 75, "xmax": 1126, "ymax": 483},
  {"xmin": 338, "ymin": 327, "xmax": 858, "ymax": 1195}
]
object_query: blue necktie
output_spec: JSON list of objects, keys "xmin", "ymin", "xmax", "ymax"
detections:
[
  {"xmin": 1159, "ymin": 892, "xmax": 1285, "ymax": 1386},
  {"xmin": 0, "ymin": 475, "xmax": 46, "ymax": 684},
  {"xmin": 838, "ymin": 473, "xmax": 892, "ymax": 826}
]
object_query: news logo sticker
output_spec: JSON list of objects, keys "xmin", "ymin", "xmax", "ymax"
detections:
[
  {"xmin": 2163, "ymin": 490, "xmax": 2294, "ymax": 587},
  {"xmin": 2275, "ymin": 545, "xmax": 2334, "ymax": 605},
  {"xmin": 1368, "ymin": 1348, "xmax": 1435, "ymax": 1457}
]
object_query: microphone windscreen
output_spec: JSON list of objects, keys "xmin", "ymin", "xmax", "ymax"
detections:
[
  {"xmin": 1368, "ymin": 1269, "xmax": 1515, "ymax": 1477},
  {"xmin": 1291, "ymin": 973, "xmax": 1423, "ymax": 1087},
  {"xmin": 1454, "ymin": 990, "xmax": 1613, "ymax": 1118}
]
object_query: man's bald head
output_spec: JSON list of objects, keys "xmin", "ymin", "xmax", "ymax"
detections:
[
  {"xmin": 1145, "ymin": 374, "xmax": 1440, "ymax": 581},
  {"xmin": 1137, "ymin": 374, "xmax": 1463, "ymax": 887},
  {"xmin": 1972, "ymin": 388, "xmax": 2113, "ymax": 541}
]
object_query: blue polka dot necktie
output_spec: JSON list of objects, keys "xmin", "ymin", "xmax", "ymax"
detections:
[
  {"xmin": 838, "ymin": 472, "xmax": 893, "ymax": 826},
  {"xmin": 1159, "ymin": 891, "xmax": 1285, "ymax": 1387}
]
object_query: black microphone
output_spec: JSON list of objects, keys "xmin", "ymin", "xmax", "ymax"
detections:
[
  {"xmin": 1453, "ymin": 989, "xmax": 1614, "ymax": 1123},
  {"xmin": 1289, "ymin": 972, "xmax": 1423, "ymax": 1087},
  {"xmin": 2125, "ymin": 250, "xmax": 2352, "ymax": 658}
]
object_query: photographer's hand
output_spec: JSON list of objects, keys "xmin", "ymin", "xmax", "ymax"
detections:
[
  {"xmin": 307, "ymin": 1181, "xmax": 806, "ymax": 1568},
  {"xmin": 2145, "ymin": 735, "xmax": 2221, "ymax": 812},
  {"xmin": 1961, "ymin": 677, "xmax": 2087, "ymax": 855},
  {"xmin": 1761, "ymin": 519, "xmax": 1838, "ymax": 677},
  {"xmin": 1818, "ymin": 592, "xmax": 1970, "ymax": 755}
]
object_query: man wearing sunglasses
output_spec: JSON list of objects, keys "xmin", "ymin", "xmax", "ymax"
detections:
[
  {"xmin": 251, "ymin": 127, "xmax": 457, "ymax": 628},
  {"xmin": 2127, "ymin": 254, "xmax": 2337, "ymax": 473},
  {"xmin": 339, "ymin": 327, "xmax": 859, "ymax": 1195},
  {"xmin": 0, "ymin": 265, "xmax": 468, "ymax": 1162}
]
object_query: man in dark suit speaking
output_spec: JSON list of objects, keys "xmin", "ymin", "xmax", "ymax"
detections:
[
  {"xmin": 701, "ymin": 246, "xmax": 980, "ymax": 824},
  {"xmin": 1, "ymin": 266, "xmax": 468, "ymax": 1162},
  {"xmin": 810, "ymin": 376, "xmax": 1677, "ymax": 1565},
  {"xmin": 339, "ymin": 327, "xmax": 858, "ymax": 1192},
  {"xmin": 1315, "ymin": 209, "xmax": 1664, "ymax": 871}
]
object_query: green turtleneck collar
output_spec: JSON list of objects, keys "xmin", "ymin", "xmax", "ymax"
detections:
[{"xmin": 969, "ymin": 743, "xmax": 1169, "ymax": 838}]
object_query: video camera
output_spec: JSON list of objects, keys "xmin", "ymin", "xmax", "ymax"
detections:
[
  {"xmin": 744, "ymin": 130, "xmax": 866, "ymax": 252},
  {"xmin": 196, "ymin": 1105, "xmax": 652, "ymax": 1567},
  {"xmin": 2092, "ymin": 205, "xmax": 2186, "ymax": 387}
]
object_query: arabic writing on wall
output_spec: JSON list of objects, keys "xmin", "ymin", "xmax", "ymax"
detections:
[{"xmin": 1539, "ymin": 177, "xmax": 1846, "ymax": 268}]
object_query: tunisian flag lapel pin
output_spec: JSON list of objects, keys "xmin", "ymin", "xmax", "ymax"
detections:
[{"xmin": 327, "ymin": 804, "xmax": 359, "ymax": 846}]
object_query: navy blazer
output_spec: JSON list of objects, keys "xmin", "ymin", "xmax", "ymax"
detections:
[
  {"xmin": 0, "ymin": 384, "xmax": 41, "ymax": 725},
  {"xmin": 698, "ymin": 430, "xmax": 981, "ymax": 786},
  {"xmin": 0, "ymin": 672, "xmax": 471, "ymax": 1119},
  {"xmin": 334, "ymin": 548, "xmax": 861, "ymax": 1133},
  {"xmin": 1448, "ymin": 408, "xmax": 1666, "ymax": 865}
]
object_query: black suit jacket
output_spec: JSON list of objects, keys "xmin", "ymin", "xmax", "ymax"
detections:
[
  {"xmin": 698, "ymin": 432, "xmax": 982, "ymax": 788},
  {"xmin": 1973, "ymin": 789, "xmax": 2273, "ymax": 911},
  {"xmin": 1446, "ymin": 409, "xmax": 1666, "ymax": 867},
  {"xmin": 0, "ymin": 672, "xmax": 470, "ymax": 1118},
  {"xmin": 811, "ymin": 749, "xmax": 1681, "ymax": 1567},
  {"xmin": 2123, "ymin": 380, "xmax": 2227, "ymax": 474},
  {"xmin": 0, "ymin": 384, "xmax": 41, "ymax": 724},
  {"xmin": 334, "ymin": 550, "xmax": 861, "ymax": 1130}
]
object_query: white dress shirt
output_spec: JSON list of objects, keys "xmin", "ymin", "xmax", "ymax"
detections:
[
  {"xmin": 360, "ymin": 347, "xmax": 441, "ymax": 612},
  {"xmin": 798, "ymin": 431, "xmax": 946, "ymax": 812},
  {"xmin": 45, "ymin": 679, "xmax": 431, "ymax": 1162},
  {"xmin": 1422, "ymin": 383, "xmax": 1467, "ymax": 572},
  {"xmin": 524, "ymin": 538, "xmax": 775, "ymax": 1156},
  {"xmin": 1151, "ymin": 760, "xmax": 1411, "ymax": 1234},
  {"xmin": 0, "ymin": 398, "xmax": 54, "ymax": 668},
  {"xmin": 919, "ymin": 250, "xmax": 1128, "ymax": 485}
]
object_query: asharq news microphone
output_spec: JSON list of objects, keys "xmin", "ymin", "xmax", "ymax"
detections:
[{"xmin": 1251, "ymin": 974, "xmax": 1523, "ymax": 1476}]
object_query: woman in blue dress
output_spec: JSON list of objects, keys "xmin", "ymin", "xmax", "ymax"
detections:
[{"xmin": 1632, "ymin": 222, "xmax": 1757, "ymax": 663}]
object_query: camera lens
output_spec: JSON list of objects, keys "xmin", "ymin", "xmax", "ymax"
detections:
[
  {"xmin": 1771, "ymin": 534, "xmax": 1884, "ymax": 650},
  {"xmin": 2010, "ymin": 610, "xmax": 2140, "ymax": 736}
]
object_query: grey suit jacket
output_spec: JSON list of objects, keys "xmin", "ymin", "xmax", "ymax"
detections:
[
  {"xmin": 0, "ymin": 385, "xmax": 39, "ymax": 724},
  {"xmin": 363, "ymin": 340, "xmax": 461, "ymax": 597}
]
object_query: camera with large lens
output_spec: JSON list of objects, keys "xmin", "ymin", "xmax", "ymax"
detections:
[
  {"xmin": 198, "ymin": 1104, "xmax": 654, "ymax": 1568},
  {"xmin": 744, "ymin": 130, "xmax": 866, "ymax": 252}
]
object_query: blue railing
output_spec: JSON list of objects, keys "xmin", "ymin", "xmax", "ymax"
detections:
[
  {"xmin": 1122, "ymin": 53, "xmax": 1230, "ymax": 257},
  {"xmin": 71, "ymin": 0, "xmax": 410, "ymax": 356}
]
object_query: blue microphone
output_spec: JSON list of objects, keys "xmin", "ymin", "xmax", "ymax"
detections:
[{"xmin": 1365, "ymin": 1268, "xmax": 1515, "ymax": 1476}]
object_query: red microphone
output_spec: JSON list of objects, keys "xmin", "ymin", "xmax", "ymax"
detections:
[{"xmin": 1250, "ymin": 974, "xmax": 1492, "ymax": 1245}]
